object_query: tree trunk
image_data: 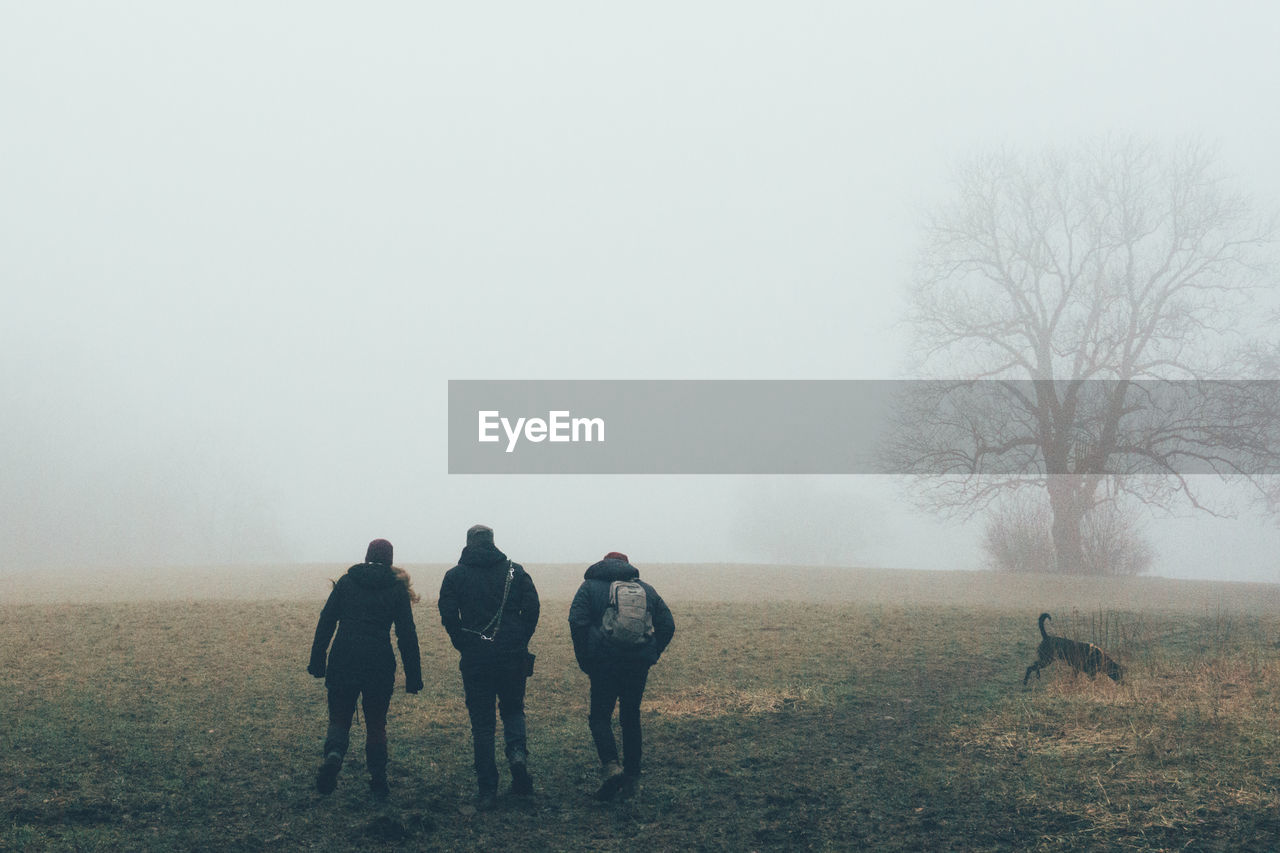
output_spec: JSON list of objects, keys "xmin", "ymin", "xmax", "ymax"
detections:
[{"xmin": 1047, "ymin": 476, "xmax": 1087, "ymax": 574}]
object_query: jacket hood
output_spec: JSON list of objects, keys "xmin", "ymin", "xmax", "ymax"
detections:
[
  {"xmin": 347, "ymin": 561, "xmax": 398, "ymax": 589},
  {"xmin": 584, "ymin": 558, "xmax": 639, "ymax": 582},
  {"xmin": 459, "ymin": 542, "xmax": 509, "ymax": 569}
]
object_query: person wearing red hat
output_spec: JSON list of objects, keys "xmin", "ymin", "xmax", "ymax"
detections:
[
  {"xmin": 308, "ymin": 539, "xmax": 423, "ymax": 799},
  {"xmin": 568, "ymin": 551, "xmax": 675, "ymax": 801}
]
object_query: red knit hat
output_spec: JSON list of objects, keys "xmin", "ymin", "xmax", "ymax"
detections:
[
  {"xmin": 603, "ymin": 551, "xmax": 629, "ymax": 563},
  {"xmin": 366, "ymin": 539, "xmax": 394, "ymax": 565}
]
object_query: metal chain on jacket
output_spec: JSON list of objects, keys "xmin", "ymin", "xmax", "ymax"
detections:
[{"xmin": 460, "ymin": 561, "xmax": 515, "ymax": 642}]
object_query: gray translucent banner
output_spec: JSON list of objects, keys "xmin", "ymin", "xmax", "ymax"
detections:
[{"xmin": 448, "ymin": 380, "xmax": 1280, "ymax": 475}]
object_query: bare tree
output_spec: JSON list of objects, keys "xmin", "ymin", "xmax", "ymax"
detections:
[{"xmin": 890, "ymin": 139, "xmax": 1280, "ymax": 573}]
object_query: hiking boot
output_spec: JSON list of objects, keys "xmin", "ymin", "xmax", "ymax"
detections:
[
  {"xmin": 367, "ymin": 742, "xmax": 389, "ymax": 800},
  {"xmin": 595, "ymin": 761, "xmax": 625, "ymax": 801},
  {"xmin": 315, "ymin": 751, "xmax": 342, "ymax": 795},
  {"xmin": 509, "ymin": 757, "xmax": 534, "ymax": 796},
  {"xmin": 475, "ymin": 788, "xmax": 498, "ymax": 812},
  {"xmin": 619, "ymin": 774, "xmax": 640, "ymax": 800}
]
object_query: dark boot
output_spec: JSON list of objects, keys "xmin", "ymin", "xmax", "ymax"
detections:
[
  {"xmin": 595, "ymin": 760, "xmax": 625, "ymax": 801},
  {"xmin": 475, "ymin": 786, "xmax": 498, "ymax": 812},
  {"xmin": 619, "ymin": 772, "xmax": 640, "ymax": 800},
  {"xmin": 316, "ymin": 725, "xmax": 349, "ymax": 795},
  {"xmin": 367, "ymin": 742, "xmax": 389, "ymax": 800},
  {"xmin": 316, "ymin": 752, "xmax": 342, "ymax": 795},
  {"xmin": 508, "ymin": 747, "xmax": 533, "ymax": 796}
]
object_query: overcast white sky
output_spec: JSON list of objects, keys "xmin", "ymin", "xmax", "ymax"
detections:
[{"xmin": 3, "ymin": 3, "xmax": 1279, "ymax": 581}]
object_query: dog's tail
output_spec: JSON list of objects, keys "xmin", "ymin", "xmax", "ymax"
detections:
[{"xmin": 1038, "ymin": 612, "xmax": 1052, "ymax": 640}]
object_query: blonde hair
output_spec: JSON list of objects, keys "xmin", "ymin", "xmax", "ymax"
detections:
[{"xmin": 393, "ymin": 566, "xmax": 421, "ymax": 604}]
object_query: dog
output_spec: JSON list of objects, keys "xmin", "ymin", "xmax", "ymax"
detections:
[{"xmin": 1023, "ymin": 613, "xmax": 1123, "ymax": 685}]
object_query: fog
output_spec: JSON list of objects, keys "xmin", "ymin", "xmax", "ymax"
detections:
[{"xmin": 4, "ymin": 4, "xmax": 1279, "ymax": 582}]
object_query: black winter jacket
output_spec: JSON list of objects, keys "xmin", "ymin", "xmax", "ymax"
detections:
[
  {"xmin": 438, "ymin": 542, "xmax": 540, "ymax": 669},
  {"xmin": 309, "ymin": 562, "xmax": 423, "ymax": 692},
  {"xmin": 568, "ymin": 558, "xmax": 674, "ymax": 672}
]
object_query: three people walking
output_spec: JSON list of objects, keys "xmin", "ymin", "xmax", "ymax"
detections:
[{"xmin": 308, "ymin": 534, "xmax": 674, "ymax": 807}]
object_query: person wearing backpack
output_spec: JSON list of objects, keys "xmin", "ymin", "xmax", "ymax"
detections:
[
  {"xmin": 568, "ymin": 551, "xmax": 675, "ymax": 801},
  {"xmin": 307, "ymin": 538, "xmax": 423, "ymax": 800},
  {"xmin": 438, "ymin": 524, "xmax": 540, "ymax": 811}
]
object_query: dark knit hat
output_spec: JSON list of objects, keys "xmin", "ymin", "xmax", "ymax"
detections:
[
  {"xmin": 366, "ymin": 538, "xmax": 394, "ymax": 565},
  {"xmin": 467, "ymin": 524, "xmax": 495, "ymax": 547},
  {"xmin": 603, "ymin": 551, "xmax": 629, "ymax": 563}
]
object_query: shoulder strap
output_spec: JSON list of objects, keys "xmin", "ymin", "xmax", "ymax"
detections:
[{"xmin": 461, "ymin": 561, "xmax": 515, "ymax": 642}]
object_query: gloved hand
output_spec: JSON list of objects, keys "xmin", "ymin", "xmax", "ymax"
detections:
[
  {"xmin": 406, "ymin": 678, "xmax": 423, "ymax": 694},
  {"xmin": 307, "ymin": 658, "xmax": 326, "ymax": 678}
]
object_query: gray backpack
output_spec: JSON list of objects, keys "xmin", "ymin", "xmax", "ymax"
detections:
[{"xmin": 601, "ymin": 580, "xmax": 654, "ymax": 646}]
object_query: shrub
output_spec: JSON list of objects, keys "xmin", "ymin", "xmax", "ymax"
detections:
[
  {"xmin": 984, "ymin": 492, "xmax": 1153, "ymax": 576},
  {"xmin": 1080, "ymin": 500, "xmax": 1154, "ymax": 577},
  {"xmin": 983, "ymin": 492, "xmax": 1055, "ymax": 573}
]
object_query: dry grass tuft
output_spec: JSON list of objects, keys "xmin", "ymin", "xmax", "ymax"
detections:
[{"xmin": 647, "ymin": 684, "xmax": 826, "ymax": 717}]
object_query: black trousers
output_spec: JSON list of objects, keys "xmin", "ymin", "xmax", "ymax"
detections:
[
  {"xmin": 461, "ymin": 656, "xmax": 528, "ymax": 792},
  {"xmin": 588, "ymin": 663, "xmax": 650, "ymax": 777},
  {"xmin": 324, "ymin": 677, "xmax": 394, "ymax": 777}
]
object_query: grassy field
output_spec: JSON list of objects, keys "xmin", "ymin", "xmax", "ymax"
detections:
[{"xmin": 2, "ymin": 565, "xmax": 1279, "ymax": 851}]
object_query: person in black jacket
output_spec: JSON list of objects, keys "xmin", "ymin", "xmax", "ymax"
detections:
[
  {"xmin": 568, "ymin": 551, "xmax": 674, "ymax": 801},
  {"xmin": 438, "ymin": 524, "xmax": 540, "ymax": 810},
  {"xmin": 308, "ymin": 539, "xmax": 422, "ymax": 799}
]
